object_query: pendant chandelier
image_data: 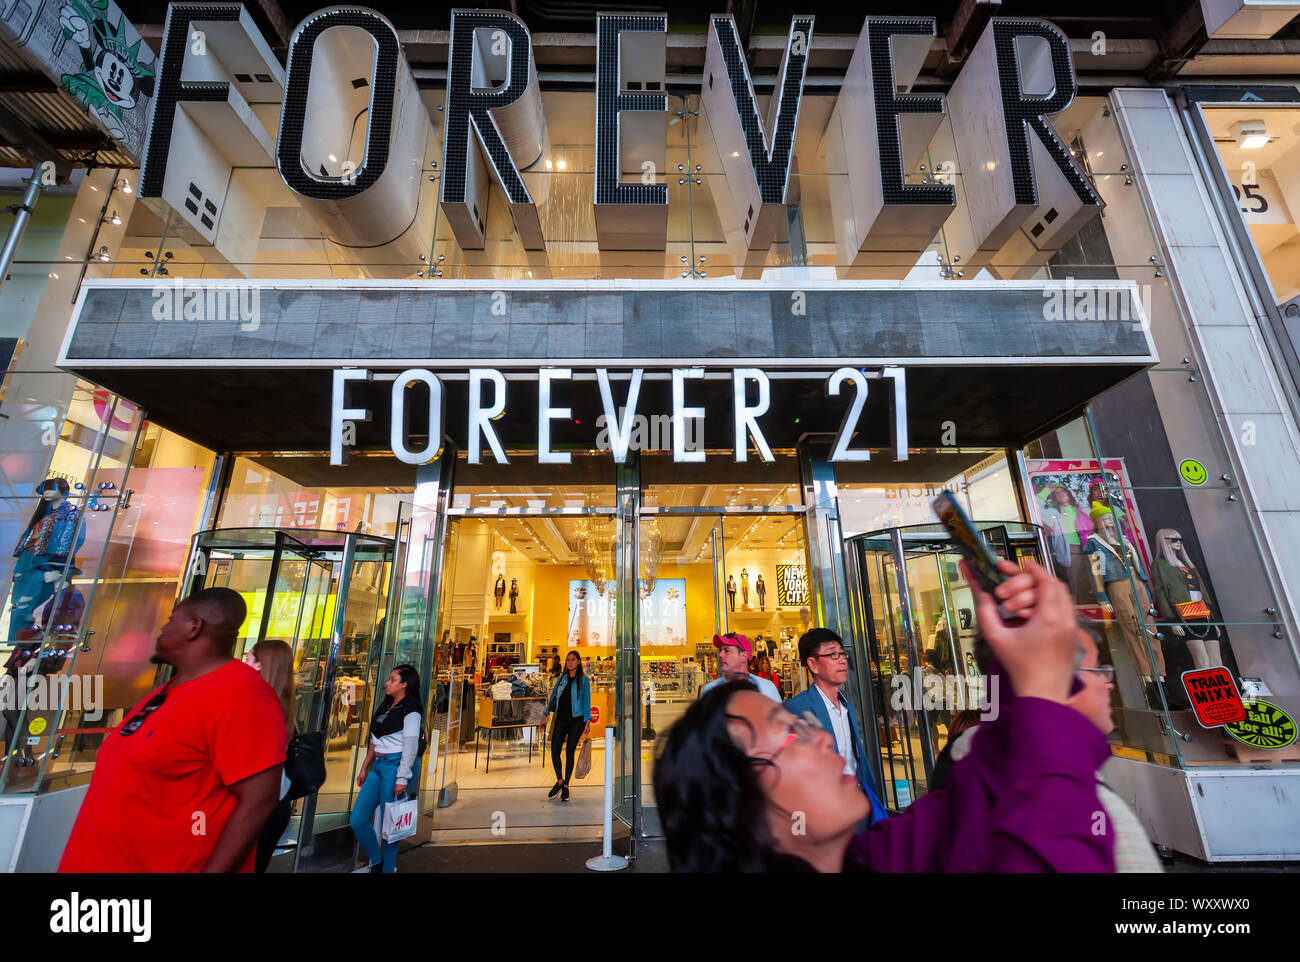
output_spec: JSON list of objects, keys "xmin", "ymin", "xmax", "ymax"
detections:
[
  {"xmin": 575, "ymin": 518, "xmax": 612, "ymax": 596},
  {"xmin": 640, "ymin": 519, "xmax": 663, "ymax": 598}
]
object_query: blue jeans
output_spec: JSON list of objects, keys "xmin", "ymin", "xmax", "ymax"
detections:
[{"xmin": 349, "ymin": 753, "xmax": 421, "ymax": 873}]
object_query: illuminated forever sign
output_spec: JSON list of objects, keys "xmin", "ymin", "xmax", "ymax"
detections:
[
  {"xmin": 329, "ymin": 366, "xmax": 908, "ymax": 467},
  {"xmin": 137, "ymin": 5, "xmax": 1102, "ymax": 273}
]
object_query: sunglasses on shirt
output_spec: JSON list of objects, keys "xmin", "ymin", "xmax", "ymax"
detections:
[{"xmin": 121, "ymin": 687, "xmax": 169, "ymax": 735}]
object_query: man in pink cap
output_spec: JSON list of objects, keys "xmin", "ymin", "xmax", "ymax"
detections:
[{"xmin": 700, "ymin": 632, "xmax": 781, "ymax": 703}]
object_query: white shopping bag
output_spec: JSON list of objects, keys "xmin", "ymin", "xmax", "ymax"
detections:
[{"xmin": 382, "ymin": 797, "xmax": 418, "ymax": 842}]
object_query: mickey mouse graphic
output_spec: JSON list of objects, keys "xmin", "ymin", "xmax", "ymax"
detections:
[{"xmin": 58, "ymin": 0, "xmax": 155, "ymax": 143}]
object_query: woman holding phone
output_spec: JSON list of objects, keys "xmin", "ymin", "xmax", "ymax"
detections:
[{"xmin": 654, "ymin": 560, "xmax": 1115, "ymax": 872}]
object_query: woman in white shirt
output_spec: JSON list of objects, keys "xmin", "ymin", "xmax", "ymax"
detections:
[{"xmin": 349, "ymin": 664, "xmax": 424, "ymax": 873}]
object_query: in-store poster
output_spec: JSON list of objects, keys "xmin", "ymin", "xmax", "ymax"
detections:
[
  {"xmin": 1024, "ymin": 458, "xmax": 1150, "ymax": 620},
  {"xmin": 567, "ymin": 579, "xmax": 686, "ymax": 647},
  {"xmin": 776, "ymin": 564, "xmax": 808, "ymax": 607}
]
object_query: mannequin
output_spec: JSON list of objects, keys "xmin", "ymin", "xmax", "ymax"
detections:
[
  {"xmin": 726, "ymin": 575, "xmax": 737, "ymax": 611},
  {"xmin": 755, "ymin": 574, "xmax": 766, "ymax": 611},
  {"xmin": 8, "ymin": 479, "xmax": 85, "ymax": 642},
  {"xmin": 1085, "ymin": 507, "xmax": 1165, "ymax": 685},
  {"xmin": 741, "ymin": 569, "xmax": 749, "ymax": 607},
  {"xmin": 1151, "ymin": 528, "xmax": 1221, "ymax": 670},
  {"xmin": 493, "ymin": 574, "xmax": 506, "ymax": 610},
  {"xmin": 509, "ymin": 579, "xmax": 519, "ymax": 614}
]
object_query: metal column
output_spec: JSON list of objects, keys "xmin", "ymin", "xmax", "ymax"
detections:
[{"xmin": 0, "ymin": 175, "xmax": 42, "ymax": 294}]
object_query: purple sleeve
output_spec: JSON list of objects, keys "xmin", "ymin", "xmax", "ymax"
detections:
[
  {"xmin": 977, "ymin": 698, "xmax": 1115, "ymax": 872},
  {"xmin": 849, "ymin": 698, "xmax": 1114, "ymax": 873}
]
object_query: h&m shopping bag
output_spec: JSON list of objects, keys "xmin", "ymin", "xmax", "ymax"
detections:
[{"xmin": 382, "ymin": 797, "xmax": 418, "ymax": 843}]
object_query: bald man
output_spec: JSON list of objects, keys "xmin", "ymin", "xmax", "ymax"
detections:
[{"xmin": 60, "ymin": 588, "xmax": 287, "ymax": 873}]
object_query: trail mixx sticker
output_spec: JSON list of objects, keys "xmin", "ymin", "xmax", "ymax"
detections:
[
  {"xmin": 1224, "ymin": 700, "xmax": 1297, "ymax": 750},
  {"xmin": 1181, "ymin": 667, "xmax": 1247, "ymax": 727}
]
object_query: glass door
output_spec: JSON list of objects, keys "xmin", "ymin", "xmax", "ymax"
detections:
[
  {"xmin": 634, "ymin": 513, "xmax": 723, "ymax": 836},
  {"xmin": 851, "ymin": 522, "xmax": 1046, "ymax": 812}
]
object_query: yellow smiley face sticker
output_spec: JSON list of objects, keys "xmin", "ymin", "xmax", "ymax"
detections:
[
  {"xmin": 1179, "ymin": 459, "xmax": 1208, "ymax": 485},
  {"xmin": 29, "ymin": 717, "xmax": 46, "ymax": 735}
]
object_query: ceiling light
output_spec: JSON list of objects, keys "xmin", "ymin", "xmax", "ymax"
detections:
[
  {"xmin": 96, "ymin": 246, "xmax": 110, "ymax": 262},
  {"xmin": 1233, "ymin": 119, "xmax": 1269, "ymax": 150},
  {"xmin": 329, "ymin": 154, "xmax": 338, "ymax": 163}
]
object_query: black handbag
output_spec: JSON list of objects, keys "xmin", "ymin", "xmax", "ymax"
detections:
[{"xmin": 284, "ymin": 730, "xmax": 326, "ymax": 800}]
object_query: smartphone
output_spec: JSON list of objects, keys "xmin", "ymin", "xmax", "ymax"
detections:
[{"xmin": 932, "ymin": 491, "xmax": 1008, "ymax": 594}]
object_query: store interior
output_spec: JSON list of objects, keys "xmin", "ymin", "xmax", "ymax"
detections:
[{"xmin": 427, "ymin": 475, "xmax": 816, "ymax": 840}]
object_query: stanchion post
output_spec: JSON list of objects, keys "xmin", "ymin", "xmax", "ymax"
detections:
[{"xmin": 586, "ymin": 725, "xmax": 629, "ymax": 871}]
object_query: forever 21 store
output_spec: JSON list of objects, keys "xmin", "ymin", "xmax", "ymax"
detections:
[{"xmin": 3, "ymin": 2, "xmax": 1300, "ymax": 867}]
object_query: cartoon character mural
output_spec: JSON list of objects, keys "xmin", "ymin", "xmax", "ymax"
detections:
[{"xmin": 57, "ymin": 0, "xmax": 155, "ymax": 143}]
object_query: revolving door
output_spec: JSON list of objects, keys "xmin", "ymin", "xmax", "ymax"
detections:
[
  {"xmin": 846, "ymin": 522, "xmax": 1048, "ymax": 811},
  {"xmin": 185, "ymin": 528, "xmax": 400, "ymax": 870}
]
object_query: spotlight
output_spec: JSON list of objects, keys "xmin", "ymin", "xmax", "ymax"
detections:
[{"xmin": 1232, "ymin": 119, "xmax": 1269, "ymax": 150}]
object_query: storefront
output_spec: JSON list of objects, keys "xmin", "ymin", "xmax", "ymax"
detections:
[{"xmin": 2, "ymin": 2, "xmax": 1299, "ymax": 868}]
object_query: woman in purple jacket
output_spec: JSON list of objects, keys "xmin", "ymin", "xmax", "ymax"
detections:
[{"xmin": 653, "ymin": 559, "xmax": 1115, "ymax": 873}]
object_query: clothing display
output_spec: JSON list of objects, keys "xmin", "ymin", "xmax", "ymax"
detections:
[
  {"xmin": 741, "ymin": 569, "xmax": 749, "ymax": 606},
  {"xmin": 1085, "ymin": 507, "xmax": 1165, "ymax": 681},
  {"xmin": 726, "ymin": 576, "xmax": 737, "ymax": 611},
  {"xmin": 8, "ymin": 479, "xmax": 86, "ymax": 642},
  {"xmin": 1151, "ymin": 528, "xmax": 1222, "ymax": 670},
  {"xmin": 493, "ymin": 575, "xmax": 506, "ymax": 610},
  {"xmin": 755, "ymin": 574, "xmax": 766, "ymax": 610},
  {"xmin": 509, "ymin": 578, "xmax": 519, "ymax": 614},
  {"xmin": 1035, "ymin": 484, "xmax": 1095, "ymax": 606}
]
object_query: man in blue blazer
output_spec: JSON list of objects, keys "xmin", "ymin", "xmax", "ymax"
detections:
[{"xmin": 783, "ymin": 628, "xmax": 888, "ymax": 825}]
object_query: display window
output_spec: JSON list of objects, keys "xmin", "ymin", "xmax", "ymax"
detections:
[{"xmin": 1203, "ymin": 104, "xmax": 1300, "ymax": 307}]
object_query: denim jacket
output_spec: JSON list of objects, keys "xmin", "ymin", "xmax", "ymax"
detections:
[{"xmin": 545, "ymin": 673, "xmax": 591, "ymax": 723}]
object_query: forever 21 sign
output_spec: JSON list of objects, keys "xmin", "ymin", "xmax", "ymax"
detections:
[{"xmin": 330, "ymin": 366, "xmax": 908, "ymax": 467}]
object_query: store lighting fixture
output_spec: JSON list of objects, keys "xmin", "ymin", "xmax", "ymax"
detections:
[
  {"xmin": 1233, "ymin": 119, "xmax": 1270, "ymax": 150},
  {"xmin": 103, "ymin": 210, "xmax": 121, "ymax": 226},
  {"xmin": 95, "ymin": 246, "xmax": 110, "ymax": 262}
]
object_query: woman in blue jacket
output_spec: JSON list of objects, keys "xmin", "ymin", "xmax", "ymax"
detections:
[{"xmin": 541, "ymin": 650, "xmax": 590, "ymax": 802}]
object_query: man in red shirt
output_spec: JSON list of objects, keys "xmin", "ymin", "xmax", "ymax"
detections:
[{"xmin": 60, "ymin": 587, "xmax": 287, "ymax": 873}]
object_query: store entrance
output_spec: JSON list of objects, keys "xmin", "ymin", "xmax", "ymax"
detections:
[
  {"xmin": 425, "ymin": 514, "xmax": 619, "ymax": 845},
  {"xmin": 190, "ymin": 527, "xmax": 398, "ymax": 868},
  {"xmin": 848, "ymin": 522, "xmax": 1047, "ymax": 812}
]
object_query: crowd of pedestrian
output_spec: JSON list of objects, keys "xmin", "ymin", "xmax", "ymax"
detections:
[{"xmin": 55, "ymin": 555, "xmax": 1157, "ymax": 874}]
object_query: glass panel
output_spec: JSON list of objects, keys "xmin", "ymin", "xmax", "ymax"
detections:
[
  {"xmin": 835, "ymin": 448, "xmax": 1020, "ymax": 537},
  {"xmin": 313, "ymin": 535, "xmax": 395, "ymax": 835},
  {"xmin": 720, "ymin": 513, "xmax": 811, "ymax": 698},
  {"xmin": 853, "ymin": 523, "xmax": 1046, "ymax": 811},
  {"xmin": 637, "ymin": 514, "xmax": 721, "ymax": 834},
  {"xmin": 1203, "ymin": 104, "xmax": 1300, "ymax": 306},
  {"xmin": 2, "ymin": 386, "xmax": 146, "ymax": 794},
  {"xmin": 450, "ymin": 452, "xmax": 617, "ymax": 509},
  {"xmin": 428, "ymin": 506, "xmax": 616, "ymax": 836},
  {"xmin": 641, "ymin": 452, "xmax": 801, "ymax": 508}
]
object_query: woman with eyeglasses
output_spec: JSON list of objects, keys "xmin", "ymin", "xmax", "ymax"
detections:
[
  {"xmin": 653, "ymin": 560, "xmax": 1117, "ymax": 873},
  {"xmin": 931, "ymin": 625, "xmax": 1161, "ymax": 872},
  {"xmin": 349, "ymin": 664, "xmax": 424, "ymax": 873}
]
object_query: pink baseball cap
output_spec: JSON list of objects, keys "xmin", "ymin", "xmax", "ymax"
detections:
[{"xmin": 712, "ymin": 632, "xmax": 752, "ymax": 658}]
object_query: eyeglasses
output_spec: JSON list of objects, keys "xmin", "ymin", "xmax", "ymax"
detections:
[
  {"xmin": 121, "ymin": 687, "xmax": 169, "ymax": 735},
  {"xmin": 1077, "ymin": 666, "xmax": 1116, "ymax": 684},
  {"xmin": 750, "ymin": 712, "xmax": 823, "ymax": 768},
  {"xmin": 813, "ymin": 648, "xmax": 847, "ymax": 662}
]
